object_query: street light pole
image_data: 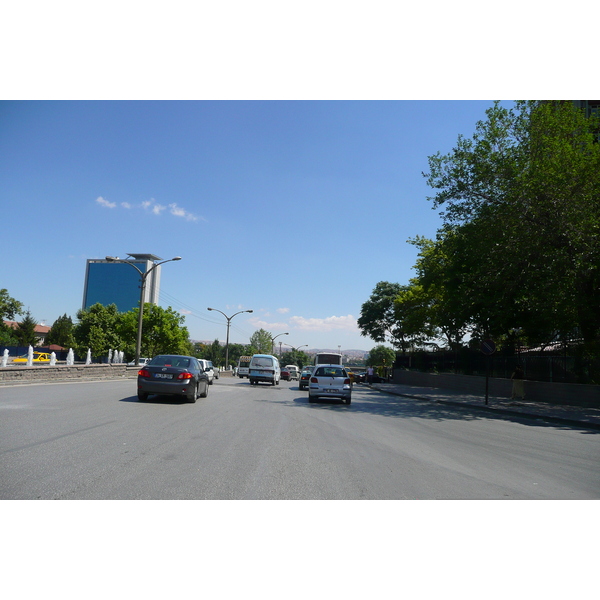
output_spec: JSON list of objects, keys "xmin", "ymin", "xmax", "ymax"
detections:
[
  {"xmin": 106, "ymin": 255, "xmax": 181, "ymax": 366},
  {"xmin": 207, "ymin": 308, "xmax": 253, "ymax": 370},
  {"xmin": 271, "ymin": 332, "xmax": 289, "ymax": 355}
]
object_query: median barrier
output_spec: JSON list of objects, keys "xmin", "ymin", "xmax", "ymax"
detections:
[{"xmin": 0, "ymin": 363, "xmax": 137, "ymax": 385}]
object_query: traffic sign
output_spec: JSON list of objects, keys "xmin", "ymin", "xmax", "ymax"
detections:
[{"xmin": 480, "ymin": 339, "xmax": 496, "ymax": 356}]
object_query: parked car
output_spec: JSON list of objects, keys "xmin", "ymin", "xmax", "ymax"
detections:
[
  {"xmin": 308, "ymin": 364, "xmax": 352, "ymax": 404},
  {"xmin": 13, "ymin": 352, "xmax": 51, "ymax": 363},
  {"xmin": 128, "ymin": 357, "xmax": 151, "ymax": 366},
  {"xmin": 137, "ymin": 355, "xmax": 209, "ymax": 403},
  {"xmin": 351, "ymin": 370, "xmax": 366, "ymax": 383},
  {"xmin": 285, "ymin": 365, "xmax": 300, "ymax": 380},
  {"xmin": 197, "ymin": 359, "xmax": 217, "ymax": 384},
  {"xmin": 281, "ymin": 367, "xmax": 291, "ymax": 381},
  {"xmin": 299, "ymin": 366, "xmax": 313, "ymax": 390}
]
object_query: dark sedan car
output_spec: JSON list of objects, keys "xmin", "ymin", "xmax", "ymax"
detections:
[
  {"xmin": 299, "ymin": 366, "xmax": 313, "ymax": 390},
  {"xmin": 281, "ymin": 368, "xmax": 291, "ymax": 381},
  {"xmin": 137, "ymin": 355, "xmax": 209, "ymax": 402}
]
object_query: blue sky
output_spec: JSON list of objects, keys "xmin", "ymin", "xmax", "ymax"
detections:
[{"xmin": 1, "ymin": 100, "xmax": 507, "ymax": 351}]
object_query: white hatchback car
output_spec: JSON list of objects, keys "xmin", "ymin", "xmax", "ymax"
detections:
[{"xmin": 308, "ymin": 364, "xmax": 352, "ymax": 405}]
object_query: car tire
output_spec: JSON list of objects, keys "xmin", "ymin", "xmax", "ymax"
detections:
[
  {"xmin": 345, "ymin": 397, "xmax": 351, "ymax": 405},
  {"xmin": 137, "ymin": 392, "xmax": 148, "ymax": 402},
  {"xmin": 188, "ymin": 384, "xmax": 198, "ymax": 403},
  {"xmin": 200, "ymin": 381, "xmax": 208, "ymax": 398},
  {"xmin": 308, "ymin": 395, "xmax": 316, "ymax": 403}
]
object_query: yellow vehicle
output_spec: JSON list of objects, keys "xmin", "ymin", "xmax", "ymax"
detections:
[{"xmin": 13, "ymin": 352, "xmax": 51, "ymax": 363}]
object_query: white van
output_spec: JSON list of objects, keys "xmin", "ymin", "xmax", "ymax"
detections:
[{"xmin": 249, "ymin": 354, "xmax": 281, "ymax": 386}]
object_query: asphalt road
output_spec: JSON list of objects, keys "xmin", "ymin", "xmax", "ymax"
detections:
[{"xmin": 1, "ymin": 377, "xmax": 599, "ymax": 499}]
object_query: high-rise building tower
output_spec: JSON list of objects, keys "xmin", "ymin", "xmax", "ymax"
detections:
[{"xmin": 82, "ymin": 253, "xmax": 162, "ymax": 312}]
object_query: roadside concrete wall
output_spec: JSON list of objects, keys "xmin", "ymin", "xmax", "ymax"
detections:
[
  {"xmin": 392, "ymin": 370, "xmax": 599, "ymax": 408},
  {"xmin": 0, "ymin": 364, "xmax": 137, "ymax": 385}
]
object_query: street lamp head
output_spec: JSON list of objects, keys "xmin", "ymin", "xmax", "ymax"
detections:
[
  {"xmin": 207, "ymin": 307, "xmax": 214, "ymax": 311},
  {"xmin": 171, "ymin": 256, "xmax": 182, "ymax": 261},
  {"xmin": 247, "ymin": 310, "xmax": 253, "ymax": 313},
  {"xmin": 105, "ymin": 256, "xmax": 117, "ymax": 261}
]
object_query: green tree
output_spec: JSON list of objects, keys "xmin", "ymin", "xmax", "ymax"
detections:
[
  {"xmin": 14, "ymin": 310, "xmax": 38, "ymax": 347},
  {"xmin": 74, "ymin": 303, "xmax": 125, "ymax": 359},
  {"xmin": 280, "ymin": 350, "xmax": 310, "ymax": 368},
  {"xmin": 120, "ymin": 304, "xmax": 192, "ymax": 359},
  {"xmin": 366, "ymin": 345, "xmax": 396, "ymax": 370},
  {"xmin": 249, "ymin": 328, "xmax": 272, "ymax": 354},
  {"xmin": 358, "ymin": 281, "xmax": 407, "ymax": 349},
  {"xmin": 0, "ymin": 289, "xmax": 24, "ymax": 345},
  {"xmin": 226, "ymin": 343, "xmax": 250, "ymax": 367},
  {"xmin": 423, "ymin": 101, "xmax": 600, "ymax": 351},
  {"xmin": 0, "ymin": 288, "xmax": 24, "ymax": 321},
  {"xmin": 46, "ymin": 314, "xmax": 75, "ymax": 349}
]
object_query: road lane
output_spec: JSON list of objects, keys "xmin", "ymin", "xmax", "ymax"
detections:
[{"xmin": 1, "ymin": 378, "xmax": 599, "ymax": 499}]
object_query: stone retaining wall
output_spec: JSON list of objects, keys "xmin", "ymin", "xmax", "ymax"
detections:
[
  {"xmin": 0, "ymin": 364, "xmax": 137, "ymax": 385},
  {"xmin": 392, "ymin": 370, "xmax": 599, "ymax": 407}
]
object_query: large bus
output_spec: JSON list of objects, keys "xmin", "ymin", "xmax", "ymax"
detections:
[
  {"xmin": 314, "ymin": 352, "xmax": 343, "ymax": 366},
  {"xmin": 237, "ymin": 355, "xmax": 253, "ymax": 378}
]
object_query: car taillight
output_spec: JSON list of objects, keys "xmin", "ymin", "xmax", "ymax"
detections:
[
  {"xmin": 177, "ymin": 372, "xmax": 194, "ymax": 380},
  {"xmin": 344, "ymin": 379, "xmax": 351, "ymax": 384},
  {"xmin": 311, "ymin": 377, "xmax": 318, "ymax": 383},
  {"xmin": 138, "ymin": 369, "xmax": 150, "ymax": 377}
]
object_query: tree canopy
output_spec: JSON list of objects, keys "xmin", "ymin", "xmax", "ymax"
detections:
[
  {"xmin": 13, "ymin": 310, "xmax": 38, "ymax": 347},
  {"xmin": 359, "ymin": 101, "xmax": 600, "ymax": 368},
  {"xmin": 366, "ymin": 345, "xmax": 396, "ymax": 368},
  {"xmin": 0, "ymin": 288, "xmax": 23, "ymax": 321},
  {"xmin": 46, "ymin": 314, "xmax": 75, "ymax": 349},
  {"xmin": 249, "ymin": 328, "xmax": 273, "ymax": 354}
]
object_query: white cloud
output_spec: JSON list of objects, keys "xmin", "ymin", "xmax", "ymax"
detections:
[
  {"xmin": 249, "ymin": 317, "xmax": 288, "ymax": 330},
  {"xmin": 289, "ymin": 315, "xmax": 358, "ymax": 332},
  {"xmin": 169, "ymin": 203, "xmax": 198, "ymax": 222},
  {"xmin": 97, "ymin": 196, "xmax": 201, "ymax": 222},
  {"xmin": 96, "ymin": 196, "xmax": 116, "ymax": 208},
  {"xmin": 277, "ymin": 308, "xmax": 290, "ymax": 314}
]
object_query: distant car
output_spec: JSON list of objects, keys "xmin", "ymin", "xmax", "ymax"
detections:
[
  {"xmin": 128, "ymin": 357, "xmax": 151, "ymax": 366},
  {"xmin": 308, "ymin": 364, "xmax": 352, "ymax": 405},
  {"xmin": 13, "ymin": 352, "xmax": 51, "ymax": 363},
  {"xmin": 285, "ymin": 365, "xmax": 300, "ymax": 381},
  {"xmin": 137, "ymin": 355, "xmax": 209, "ymax": 403},
  {"xmin": 299, "ymin": 366, "xmax": 313, "ymax": 390},
  {"xmin": 197, "ymin": 359, "xmax": 217, "ymax": 384},
  {"xmin": 281, "ymin": 368, "xmax": 291, "ymax": 381},
  {"xmin": 352, "ymin": 370, "xmax": 366, "ymax": 383}
]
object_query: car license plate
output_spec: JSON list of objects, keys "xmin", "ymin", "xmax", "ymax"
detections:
[{"xmin": 155, "ymin": 373, "xmax": 173, "ymax": 379}]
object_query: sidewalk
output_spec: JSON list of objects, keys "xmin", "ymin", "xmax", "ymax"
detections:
[{"xmin": 369, "ymin": 382, "xmax": 600, "ymax": 430}]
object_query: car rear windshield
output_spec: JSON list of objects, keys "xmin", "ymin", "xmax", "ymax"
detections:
[
  {"xmin": 151, "ymin": 356, "xmax": 191, "ymax": 368},
  {"xmin": 251, "ymin": 357, "xmax": 273, "ymax": 367},
  {"xmin": 314, "ymin": 367, "xmax": 346, "ymax": 377}
]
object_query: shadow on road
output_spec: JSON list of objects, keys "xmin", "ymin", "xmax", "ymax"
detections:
[
  {"xmin": 288, "ymin": 386, "xmax": 596, "ymax": 432},
  {"xmin": 119, "ymin": 395, "xmax": 189, "ymax": 405}
]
